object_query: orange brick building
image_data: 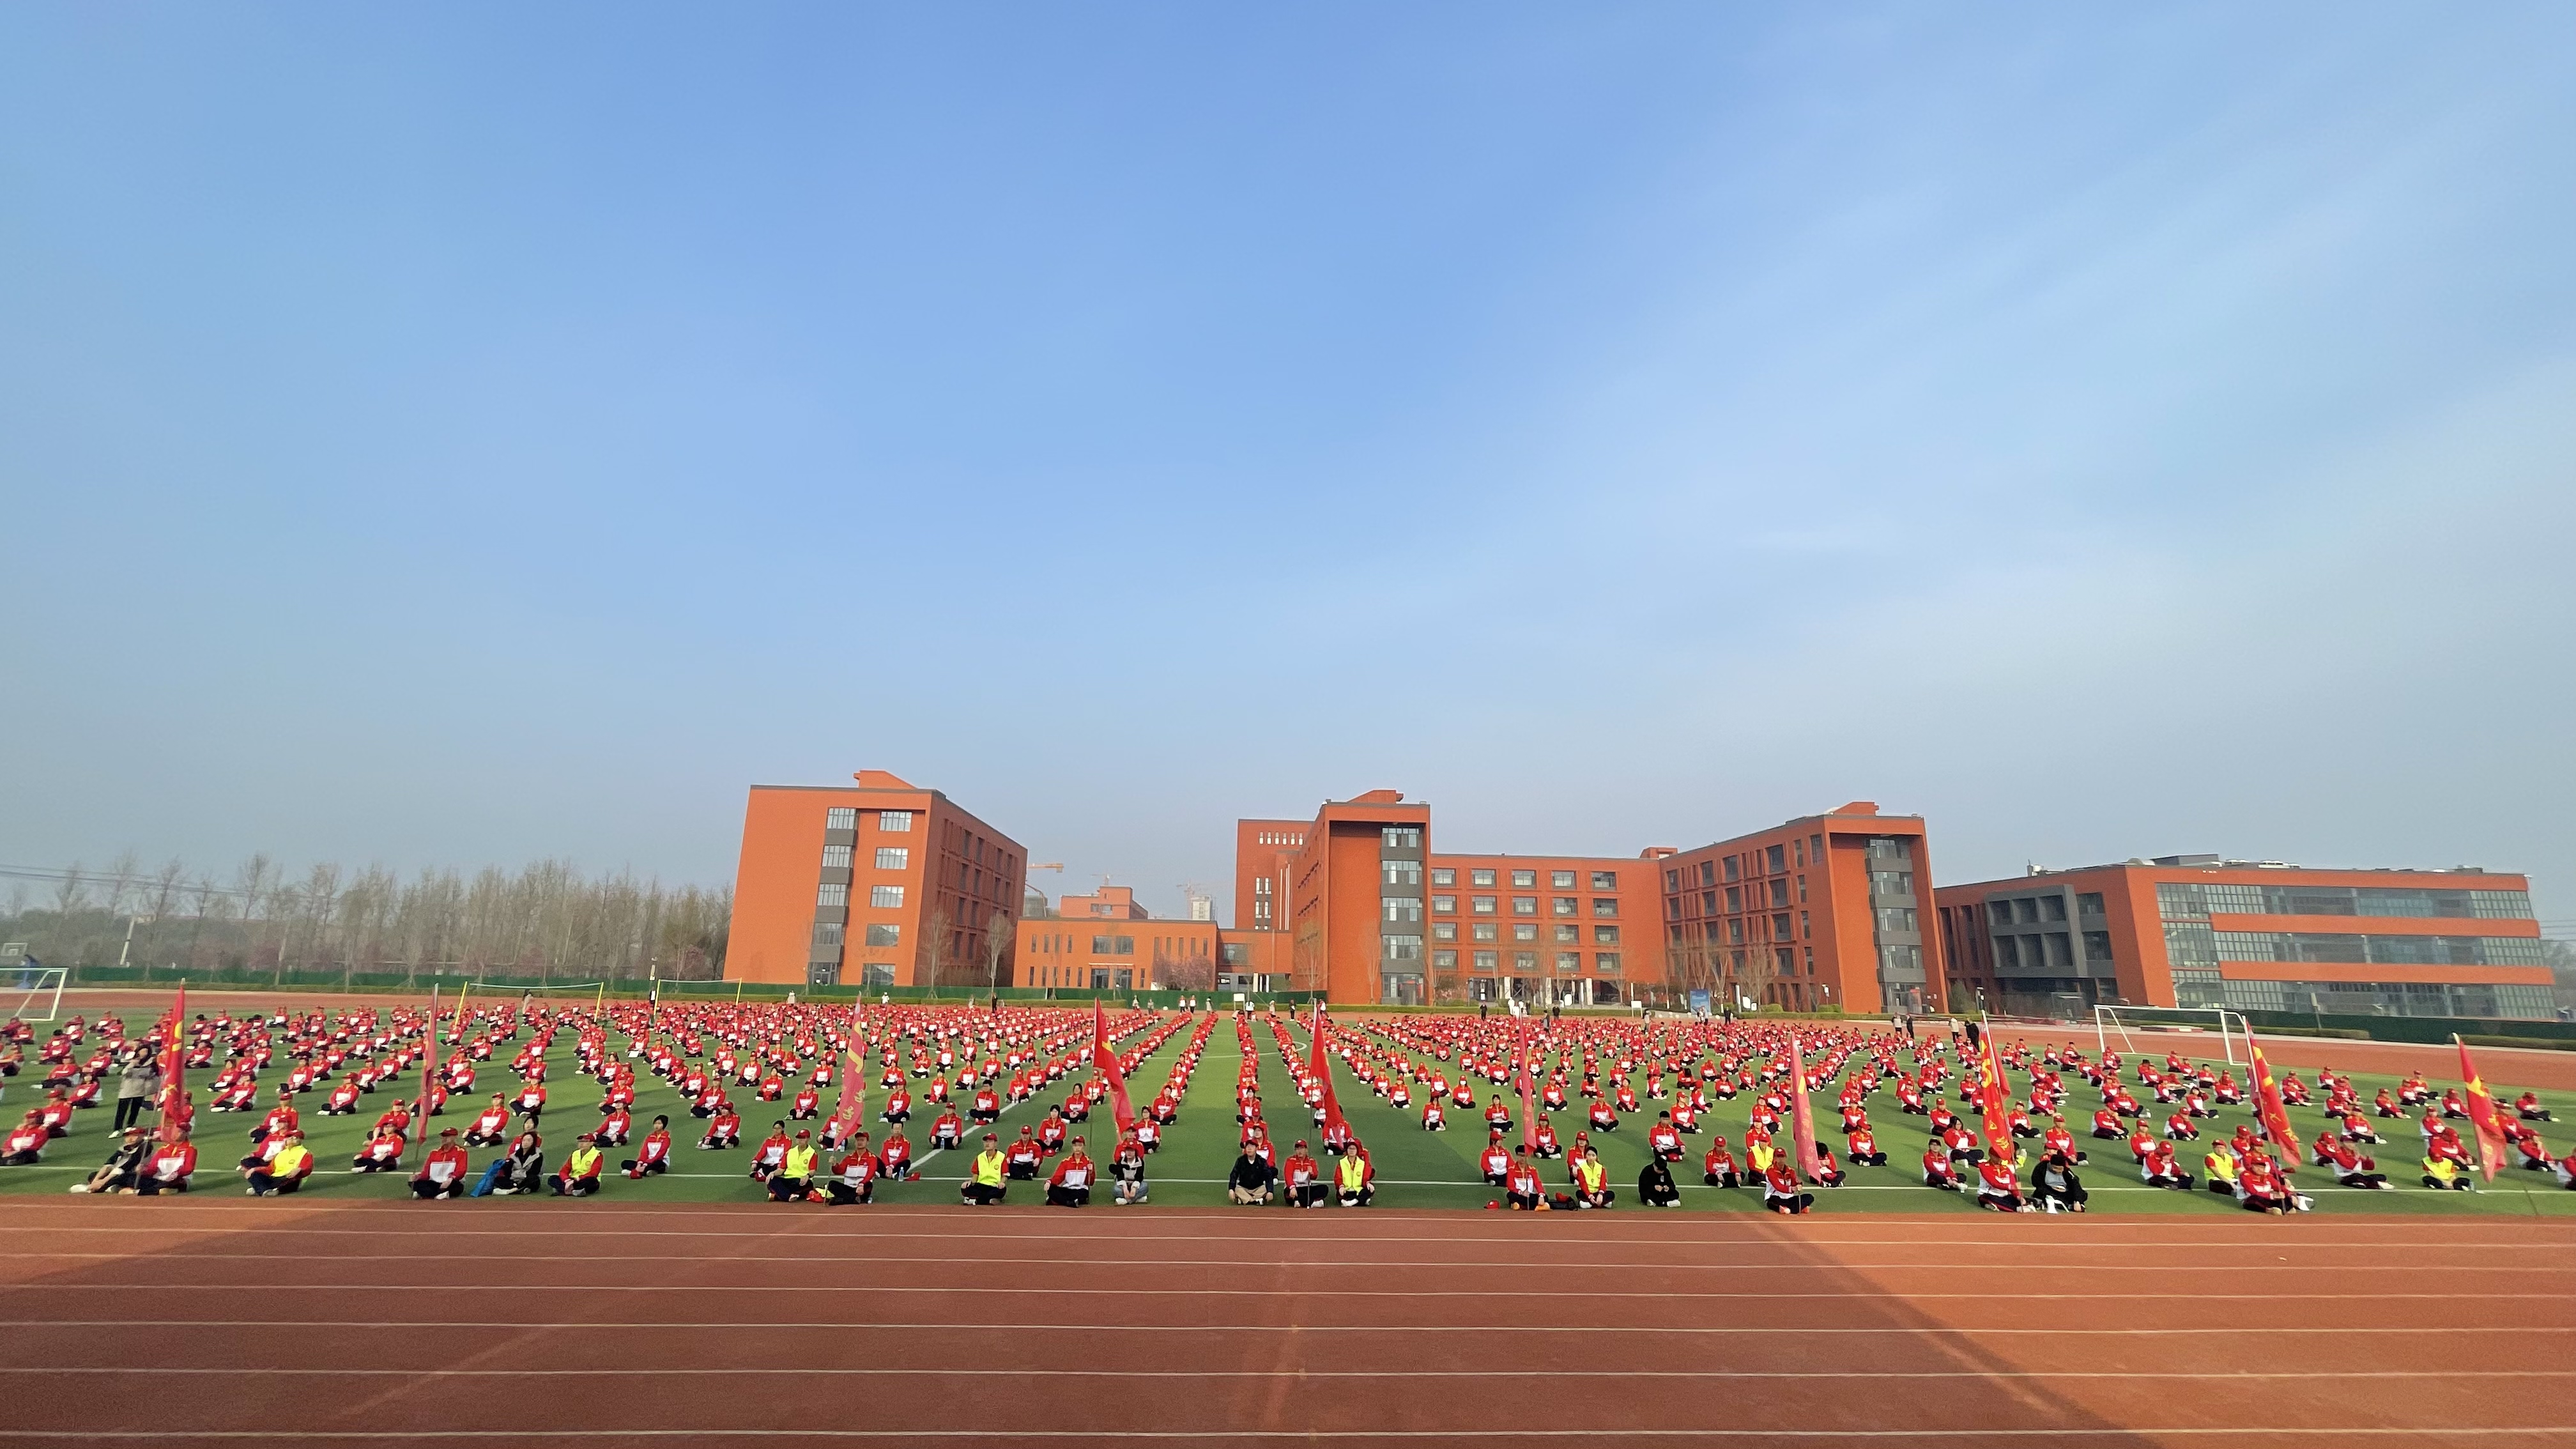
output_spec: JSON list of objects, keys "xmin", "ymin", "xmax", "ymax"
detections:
[
  {"xmin": 1015, "ymin": 885, "xmax": 1220, "ymax": 993},
  {"xmin": 1653, "ymin": 803, "xmax": 1940, "ymax": 1016},
  {"xmin": 1934, "ymin": 857, "xmax": 2550, "ymax": 1019},
  {"xmin": 727, "ymin": 770, "xmax": 1027, "ymax": 990},
  {"xmin": 1426, "ymin": 851, "xmax": 1657, "ymax": 1006}
]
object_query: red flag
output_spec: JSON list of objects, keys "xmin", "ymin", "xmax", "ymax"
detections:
[
  {"xmin": 1307, "ymin": 1002, "xmax": 1346, "ymax": 1135},
  {"xmin": 2455, "ymin": 1036, "xmax": 2510, "ymax": 1181},
  {"xmin": 832, "ymin": 1003, "xmax": 866, "ymax": 1139},
  {"xmin": 1513, "ymin": 1019, "xmax": 1538, "ymax": 1152},
  {"xmin": 1974, "ymin": 1032, "xmax": 2014, "ymax": 1163},
  {"xmin": 1092, "ymin": 999, "xmax": 1137, "ymax": 1137},
  {"xmin": 2246, "ymin": 1038, "xmax": 2301, "ymax": 1169},
  {"xmin": 1786, "ymin": 1032, "xmax": 1827, "ymax": 1182},
  {"xmin": 155, "ymin": 982, "xmax": 188, "ymax": 1144}
]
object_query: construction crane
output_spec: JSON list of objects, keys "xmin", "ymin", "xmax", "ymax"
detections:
[{"xmin": 1177, "ymin": 882, "xmax": 1215, "ymax": 921}]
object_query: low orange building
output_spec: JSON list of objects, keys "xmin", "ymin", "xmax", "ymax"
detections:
[
  {"xmin": 1015, "ymin": 885, "xmax": 1220, "ymax": 993},
  {"xmin": 1934, "ymin": 857, "xmax": 2550, "ymax": 1019},
  {"xmin": 727, "ymin": 770, "xmax": 1027, "ymax": 990}
]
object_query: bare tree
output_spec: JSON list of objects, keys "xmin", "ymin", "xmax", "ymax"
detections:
[
  {"xmin": 983, "ymin": 908, "xmax": 1013, "ymax": 992},
  {"xmin": 919, "ymin": 905, "xmax": 956, "ymax": 992}
]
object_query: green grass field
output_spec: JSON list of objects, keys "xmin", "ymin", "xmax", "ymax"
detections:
[{"xmin": 6, "ymin": 1011, "xmax": 2572, "ymax": 1215}]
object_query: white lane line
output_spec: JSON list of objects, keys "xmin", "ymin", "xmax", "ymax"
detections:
[
  {"xmin": 4, "ymin": 1429, "xmax": 2573, "ymax": 1441},
  {"xmin": 4, "ymin": 1257, "xmax": 2555, "ymax": 1279},
  {"xmin": 0, "ymin": 1367, "xmax": 2566, "ymax": 1381},
  {"xmin": 6, "ymin": 1320, "xmax": 2564, "ymax": 1335},
  {"xmin": 10, "ymin": 1284, "xmax": 2565, "ymax": 1305}
]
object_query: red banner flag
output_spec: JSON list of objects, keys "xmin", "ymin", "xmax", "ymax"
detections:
[
  {"xmin": 1093, "ymin": 999, "xmax": 1137, "ymax": 1137},
  {"xmin": 832, "ymin": 1002, "xmax": 866, "ymax": 1140},
  {"xmin": 1786, "ymin": 1033, "xmax": 1827, "ymax": 1182},
  {"xmin": 1513, "ymin": 1019, "xmax": 1538, "ymax": 1152},
  {"xmin": 1974, "ymin": 1032, "xmax": 2015, "ymax": 1163},
  {"xmin": 155, "ymin": 982, "xmax": 188, "ymax": 1144},
  {"xmin": 2246, "ymin": 1038, "xmax": 2301, "ymax": 1168},
  {"xmin": 1308, "ymin": 1002, "xmax": 1346, "ymax": 1135},
  {"xmin": 2455, "ymin": 1036, "xmax": 2510, "ymax": 1181}
]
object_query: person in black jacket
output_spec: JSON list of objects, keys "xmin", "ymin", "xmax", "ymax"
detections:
[
  {"xmin": 1226, "ymin": 1148, "xmax": 1277, "ymax": 1205},
  {"xmin": 2028, "ymin": 1151, "xmax": 2089, "ymax": 1213},
  {"xmin": 1636, "ymin": 1155, "xmax": 1683, "ymax": 1209}
]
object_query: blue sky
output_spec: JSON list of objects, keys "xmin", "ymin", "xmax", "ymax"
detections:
[{"xmin": 4, "ymin": 6, "xmax": 2572, "ymax": 930}]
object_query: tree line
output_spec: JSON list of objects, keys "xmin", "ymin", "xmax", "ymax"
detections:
[{"xmin": 0, "ymin": 853, "xmax": 730, "ymax": 986}]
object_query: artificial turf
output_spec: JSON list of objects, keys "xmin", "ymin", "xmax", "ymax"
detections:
[{"xmin": 4, "ymin": 1008, "xmax": 2571, "ymax": 1215}]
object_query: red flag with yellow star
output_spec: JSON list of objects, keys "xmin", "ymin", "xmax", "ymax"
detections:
[
  {"xmin": 2246, "ymin": 1038, "xmax": 2301, "ymax": 1167},
  {"xmin": 2454, "ymin": 1036, "xmax": 2510, "ymax": 1181},
  {"xmin": 1973, "ymin": 1033, "xmax": 2015, "ymax": 1162}
]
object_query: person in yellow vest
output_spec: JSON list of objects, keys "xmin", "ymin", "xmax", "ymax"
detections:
[
  {"xmin": 1744, "ymin": 1134, "xmax": 1777, "ymax": 1184},
  {"xmin": 2419, "ymin": 1153, "xmax": 2469, "ymax": 1191},
  {"xmin": 1571, "ymin": 1146, "xmax": 1614, "ymax": 1209},
  {"xmin": 960, "ymin": 1133, "xmax": 1008, "ymax": 1206},
  {"xmin": 549, "ymin": 1135, "xmax": 606, "ymax": 1197},
  {"xmin": 2202, "ymin": 1143, "xmax": 2241, "ymax": 1199},
  {"xmin": 767, "ymin": 1130, "xmax": 819, "ymax": 1202},
  {"xmin": 245, "ymin": 1131, "xmax": 314, "ymax": 1196},
  {"xmin": 1334, "ymin": 1144, "xmax": 1374, "ymax": 1207}
]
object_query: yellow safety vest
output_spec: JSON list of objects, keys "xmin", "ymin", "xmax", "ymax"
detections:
[
  {"xmin": 782, "ymin": 1146, "xmax": 815, "ymax": 1177},
  {"xmin": 2423, "ymin": 1156, "xmax": 2457, "ymax": 1185},
  {"xmin": 974, "ymin": 1150, "xmax": 1006, "ymax": 1186},
  {"xmin": 266, "ymin": 1145, "xmax": 310, "ymax": 1178},
  {"xmin": 1574, "ymin": 1158, "xmax": 1605, "ymax": 1192},
  {"xmin": 1336, "ymin": 1155, "xmax": 1366, "ymax": 1191},
  {"xmin": 2205, "ymin": 1151, "xmax": 2237, "ymax": 1182},
  {"xmin": 567, "ymin": 1146, "xmax": 602, "ymax": 1178}
]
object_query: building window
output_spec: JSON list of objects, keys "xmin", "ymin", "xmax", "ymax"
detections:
[
  {"xmin": 1554, "ymin": 923, "xmax": 1579, "ymax": 944},
  {"xmin": 2084, "ymin": 931, "xmax": 2114, "ymax": 963},
  {"xmin": 864, "ymin": 924, "xmax": 901, "ymax": 947},
  {"xmin": 1511, "ymin": 870, "xmax": 1537, "ymax": 889},
  {"xmin": 875, "ymin": 847, "xmax": 908, "ymax": 870},
  {"xmin": 1768, "ymin": 878, "xmax": 1791, "ymax": 908},
  {"xmin": 1552, "ymin": 896, "xmax": 1578, "ymax": 917},
  {"xmin": 1591, "ymin": 898, "xmax": 1620, "ymax": 917},
  {"xmin": 1383, "ymin": 934, "xmax": 1424, "ymax": 962},
  {"xmin": 1512, "ymin": 952, "xmax": 1538, "ymax": 972},
  {"xmin": 1432, "ymin": 894, "xmax": 1456, "ymax": 914},
  {"xmin": 1729, "ymin": 920, "xmax": 1745, "ymax": 945},
  {"xmin": 1725, "ymin": 887, "xmax": 1742, "ymax": 914},
  {"xmin": 1432, "ymin": 923, "xmax": 1458, "ymax": 942},
  {"xmin": 1869, "ymin": 871, "xmax": 1915, "ymax": 897},
  {"xmin": 820, "ymin": 843, "xmax": 853, "ymax": 868},
  {"xmin": 1383, "ymin": 859, "xmax": 1422, "ymax": 886},
  {"xmin": 1091, "ymin": 935, "xmax": 1135, "ymax": 955},
  {"xmin": 877, "ymin": 810, "xmax": 912, "ymax": 832},
  {"xmin": 1513, "ymin": 923, "xmax": 1538, "ymax": 943},
  {"xmin": 1664, "ymin": 869, "xmax": 1681, "ymax": 892},
  {"xmin": 1471, "ymin": 951, "xmax": 1499, "ymax": 972},
  {"xmin": 1773, "ymin": 912, "xmax": 1793, "ymax": 940},
  {"xmin": 1432, "ymin": 949, "xmax": 1458, "ymax": 970},
  {"xmin": 1471, "ymin": 922, "xmax": 1498, "ymax": 942},
  {"xmin": 1595, "ymin": 953, "xmax": 1621, "ymax": 975},
  {"xmin": 1724, "ymin": 857, "xmax": 1739, "ymax": 882},
  {"xmin": 1512, "ymin": 896, "xmax": 1538, "ymax": 916},
  {"xmin": 1593, "ymin": 925, "xmax": 1620, "ymax": 945},
  {"xmin": 2041, "ymin": 895, "xmax": 2068, "ymax": 922},
  {"xmin": 1800, "ymin": 910, "xmax": 1810, "ymax": 937},
  {"xmin": 2078, "ymin": 893, "xmax": 2106, "ymax": 917},
  {"xmin": 816, "ymin": 883, "xmax": 848, "ymax": 907},
  {"xmin": 1551, "ymin": 870, "xmax": 1576, "ymax": 889},
  {"xmin": 1793, "ymin": 839, "xmax": 1805, "ymax": 868},
  {"xmin": 1471, "ymin": 869, "xmax": 1497, "ymax": 887},
  {"xmin": 825, "ymin": 807, "xmax": 857, "ymax": 830},
  {"xmin": 1809, "ymin": 833, "xmax": 1823, "ymax": 862},
  {"xmin": 1381, "ymin": 827, "xmax": 1421, "ymax": 850},
  {"xmin": 1471, "ymin": 895, "xmax": 1497, "ymax": 915},
  {"xmin": 1430, "ymin": 868, "xmax": 1455, "ymax": 887},
  {"xmin": 1875, "ymin": 907, "xmax": 1918, "ymax": 932},
  {"xmin": 1797, "ymin": 875, "xmax": 1807, "ymax": 903},
  {"xmin": 1767, "ymin": 845, "xmax": 1786, "ymax": 873},
  {"xmin": 1593, "ymin": 871, "xmax": 1618, "ymax": 891},
  {"xmin": 1555, "ymin": 952, "xmax": 1581, "ymax": 974},
  {"xmin": 1383, "ymin": 896, "xmax": 1423, "ymax": 923},
  {"xmin": 812, "ymin": 921, "xmax": 845, "ymax": 947},
  {"xmin": 869, "ymin": 885, "xmax": 904, "ymax": 908}
]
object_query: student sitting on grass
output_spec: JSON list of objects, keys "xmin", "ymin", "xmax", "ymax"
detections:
[
  {"xmin": 1227, "ymin": 1146, "xmax": 1277, "ymax": 1205},
  {"xmin": 1636, "ymin": 1154, "xmax": 1682, "ymax": 1208},
  {"xmin": 622, "ymin": 1116, "xmax": 673, "ymax": 1177},
  {"xmin": 413, "ymin": 1128, "xmax": 470, "ymax": 1199},
  {"xmin": 1335, "ymin": 1144, "xmax": 1375, "ymax": 1207},
  {"xmin": 1109, "ymin": 1131, "xmax": 1149, "ymax": 1205},
  {"xmin": 2139, "ymin": 1140, "xmax": 2194, "ymax": 1190},
  {"xmin": 2421, "ymin": 1153, "xmax": 2470, "ymax": 1191},
  {"xmin": 698, "ymin": 1107, "xmax": 742, "ymax": 1150},
  {"xmin": 1922, "ymin": 1144, "xmax": 1960, "ymax": 1192},
  {"xmin": 70, "ymin": 1128, "xmax": 151, "ymax": 1194},
  {"xmin": 1570, "ymin": 1147, "xmax": 1614, "ymax": 1209},
  {"xmin": 1503, "ymin": 1149, "xmax": 1544, "ymax": 1210},
  {"xmin": 960, "ymin": 1133, "xmax": 1008, "ymax": 1206},
  {"xmin": 825, "ymin": 1135, "xmax": 878, "ymax": 1204},
  {"xmin": 765, "ymin": 1131, "xmax": 817, "ymax": 1202},
  {"xmin": 473, "ymin": 1132, "xmax": 544, "ymax": 1196},
  {"xmin": 1974, "ymin": 1153, "xmax": 2030, "ymax": 1213},
  {"xmin": 245, "ymin": 1131, "xmax": 314, "ymax": 1196},
  {"xmin": 3, "ymin": 1110, "xmax": 49, "ymax": 1165},
  {"xmin": 134, "ymin": 1127, "xmax": 197, "ymax": 1195},
  {"xmin": 349, "ymin": 1127, "xmax": 406, "ymax": 1173},
  {"xmin": 1763, "ymin": 1156, "xmax": 1812, "ymax": 1215},
  {"xmin": 550, "ymin": 1133, "xmax": 606, "ymax": 1197},
  {"xmin": 2028, "ymin": 1151, "xmax": 2087, "ymax": 1213},
  {"xmin": 1046, "ymin": 1138, "xmax": 1096, "ymax": 1207}
]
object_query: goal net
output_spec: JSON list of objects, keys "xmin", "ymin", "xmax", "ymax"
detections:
[
  {"xmin": 4, "ymin": 967, "xmax": 67, "ymax": 1025},
  {"xmin": 464, "ymin": 981, "xmax": 608, "ymax": 1019},
  {"xmin": 2093, "ymin": 1004, "xmax": 2249, "ymax": 1067}
]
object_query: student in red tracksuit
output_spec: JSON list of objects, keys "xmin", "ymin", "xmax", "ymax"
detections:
[
  {"xmin": 250, "ymin": 1092, "xmax": 300, "ymax": 1146},
  {"xmin": 878, "ymin": 1129, "xmax": 914, "ymax": 1179},
  {"xmin": 1922, "ymin": 1144, "xmax": 1959, "ymax": 1191},
  {"xmin": 1703, "ymin": 1137, "xmax": 1740, "ymax": 1188},
  {"xmin": 1477, "ymin": 1137, "xmax": 1512, "ymax": 1186},
  {"xmin": 1046, "ymin": 1139, "xmax": 1096, "ymax": 1208},
  {"xmin": 1282, "ymin": 1143, "xmax": 1325, "ymax": 1208},
  {"xmin": 2, "ymin": 1111, "xmax": 47, "ymax": 1165},
  {"xmin": 749, "ymin": 1124, "xmax": 792, "ymax": 1181},
  {"xmin": 827, "ymin": 1135, "xmax": 879, "ymax": 1205},
  {"xmin": 1975, "ymin": 1154, "xmax": 2030, "ymax": 1212},
  {"xmin": 1004, "ymin": 1128, "xmax": 1044, "ymax": 1181},
  {"xmin": 464, "ymin": 1096, "xmax": 512, "ymax": 1147},
  {"xmin": 135, "ymin": 1128, "xmax": 199, "ymax": 1195},
  {"xmin": 1503, "ymin": 1147, "xmax": 1544, "ymax": 1211},
  {"xmin": 413, "ymin": 1128, "xmax": 471, "ymax": 1199},
  {"xmin": 623, "ymin": 1116, "xmax": 673, "ymax": 1177},
  {"xmin": 1762, "ymin": 1157, "xmax": 1811, "ymax": 1215}
]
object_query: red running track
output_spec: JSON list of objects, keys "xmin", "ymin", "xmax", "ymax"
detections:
[{"xmin": 0, "ymin": 1199, "xmax": 2570, "ymax": 1447}]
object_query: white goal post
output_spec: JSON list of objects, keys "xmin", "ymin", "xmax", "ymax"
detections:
[
  {"xmin": 465, "ymin": 981, "xmax": 608, "ymax": 1015},
  {"xmin": 2093, "ymin": 1004, "xmax": 2250, "ymax": 1068},
  {"xmin": 4, "ymin": 967, "xmax": 69, "ymax": 1025}
]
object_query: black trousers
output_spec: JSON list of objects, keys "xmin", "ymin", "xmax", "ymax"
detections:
[{"xmin": 113, "ymin": 1098, "xmax": 149, "ymax": 1131}]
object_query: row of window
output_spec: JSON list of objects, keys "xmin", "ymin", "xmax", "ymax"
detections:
[
  {"xmin": 1662, "ymin": 834, "xmax": 1841, "ymax": 893},
  {"xmin": 813, "ymin": 922, "xmax": 905, "ymax": 949},
  {"xmin": 1434, "ymin": 866, "xmax": 1621, "ymax": 891},
  {"xmin": 1434, "ymin": 922, "xmax": 1621, "ymax": 945},
  {"xmin": 1429, "ymin": 949, "xmax": 1625, "ymax": 975},
  {"xmin": 1988, "ymin": 893, "xmax": 2106, "ymax": 926},
  {"xmin": 2158, "ymin": 882, "xmax": 2533, "ymax": 922},
  {"xmin": 1993, "ymin": 931, "xmax": 2116, "ymax": 971},
  {"xmin": 1674, "ymin": 878, "xmax": 1807, "ymax": 917},
  {"xmin": 2207, "ymin": 931, "xmax": 2548, "ymax": 967},
  {"xmin": 816, "ymin": 883, "xmax": 912, "ymax": 910},
  {"xmin": 2172, "ymin": 972, "xmax": 2555, "ymax": 1021},
  {"xmin": 824, "ymin": 808, "xmax": 912, "ymax": 832},
  {"xmin": 820, "ymin": 845, "xmax": 911, "ymax": 871},
  {"xmin": 1429, "ymin": 894, "xmax": 1620, "ymax": 918}
]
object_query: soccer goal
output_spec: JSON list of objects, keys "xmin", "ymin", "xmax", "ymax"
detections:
[
  {"xmin": 4, "ymin": 966, "xmax": 68, "ymax": 1024},
  {"xmin": 2093, "ymin": 1004, "xmax": 2250, "ymax": 1067},
  {"xmin": 466, "ymin": 980, "xmax": 608, "ymax": 1015}
]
